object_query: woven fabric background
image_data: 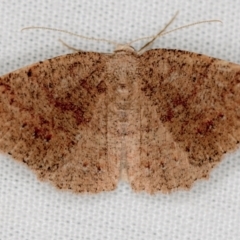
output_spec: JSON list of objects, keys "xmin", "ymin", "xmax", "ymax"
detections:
[{"xmin": 0, "ymin": 0, "xmax": 240, "ymax": 239}]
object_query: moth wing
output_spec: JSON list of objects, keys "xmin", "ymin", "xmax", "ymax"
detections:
[
  {"xmin": 0, "ymin": 52, "xmax": 118, "ymax": 193},
  {"xmin": 128, "ymin": 49, "xmax": 240, "ymax": 193}
]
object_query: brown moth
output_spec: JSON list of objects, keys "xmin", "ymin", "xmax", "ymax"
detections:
[{"xmin": 1, "ymin": 19, "xmax": 240, "ymax": 194}]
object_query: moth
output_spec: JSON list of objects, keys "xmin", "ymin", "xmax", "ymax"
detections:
[{"xmin": 0, "ymin": 16, "xmax": 239, "ymax": 194}]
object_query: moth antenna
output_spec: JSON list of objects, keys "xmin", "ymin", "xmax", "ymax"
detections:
[
  {"xmin": 58, "ymin": 39, "xmax": 113, "ymax": 55},
  {"xmin": 159, "ymin": 19, "xmax": 222, "ymax": 38},
  {"xmin": 21, "ymin": 26, "xmax": 119, "ymax": 47},
  {"xmin": 137, "ymin": 11, "xmax": 179, "ymax": 53},
  {"xmin": 129, "ymin": 18, "xmax": 222, "ymax": 53},
  {"xmin": 58, "ymin": 39, "xmax": 83, "ymax": 52}
]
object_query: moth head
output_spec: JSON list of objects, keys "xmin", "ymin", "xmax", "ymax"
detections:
[{"xmin": 114, "ymin": 44, "xmax": 136, "ymax": 53}]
